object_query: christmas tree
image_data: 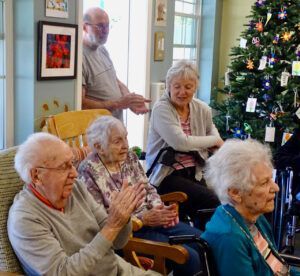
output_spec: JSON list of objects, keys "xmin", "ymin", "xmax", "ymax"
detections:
[{"xmin": 211, "ymin": 0, "xmax": 300, "ymax": 151}]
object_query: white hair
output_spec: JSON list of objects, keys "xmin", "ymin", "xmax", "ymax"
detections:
[
  {"xmin": 14, "ymin": 132, "xmax": 65, "ymax": 183},
  {"xmin": 165, "ymin": 60, "xmax": 199, "ymax": 93},
  {"xmin": 87, "ymin": 116, "xmax": 125, "ymax": 151},
  {"xmin": 204, "ymin": 139, "xmax": 273, "ymax": 205}
]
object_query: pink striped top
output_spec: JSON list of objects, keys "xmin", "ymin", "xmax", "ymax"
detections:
[
  {"xmin": 173, "ymin": 116, "xmax": 196, "ymax": 170},
  {"xmin": 253, "ymin": 230, "xmax": 284, "ymax": 274}
]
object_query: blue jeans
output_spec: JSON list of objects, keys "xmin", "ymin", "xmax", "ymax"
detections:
[{"xmin": 133, "ymin": 222, "xmax": 202, "ymax": 276}]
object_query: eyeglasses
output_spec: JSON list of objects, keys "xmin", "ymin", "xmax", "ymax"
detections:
[
  {"xmin": 37, "ymin": 160, "xmax": 75, "ymax": 172},
  {"xmin": 86, "ymin": 22, "xmax": 110, "ymax": 31}
]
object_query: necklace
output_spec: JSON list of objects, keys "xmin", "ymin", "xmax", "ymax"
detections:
[{"xmin": 97, "ymin": 153, "xmax": 123, "ymax": 191}]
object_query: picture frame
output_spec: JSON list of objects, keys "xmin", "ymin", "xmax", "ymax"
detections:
[
  {"xmin": 155, "ymin": 0, "xmax": 167, "ymax": 27},
  {"xmin": 154, "ymin": 32, "xmax": 165, "ymax": 61},
  {"xmin": 45, "ymin": 0, "xmax": 69, "ymax": 18},
  {"xmin": 37, "ymin": 21, "xmax": 78, "ymax": 80}
]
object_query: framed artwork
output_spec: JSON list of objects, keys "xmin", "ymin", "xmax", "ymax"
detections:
[
  {"xmin": 155, "ymin": 0, "xmax": 167, "ymax": 26},
  {"xmin": 37, "ymin": 21, "xmax": 78, "ymax": 80},
  {"xmin": 154, "ymin": 32, "xmax": 165, "ymax": 61},
  {"xmin": 45, "ymin": 0, "xmax": 69, "ymax": 18}
]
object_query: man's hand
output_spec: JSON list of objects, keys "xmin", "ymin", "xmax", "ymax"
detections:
[
  {"xmin": 130, "ymin": 103, "xmax": 149, "ymax": 115},
  {"xmin": 141, "ymin": 203, "xmax": 179, "ymax": 228},
  {"xmin": 118, "ymin": 93, "xmax": 151, "ymax": 111},
  {"xmin": 101, "ymin": 181, "xmax": 146, "ymax": 241}
]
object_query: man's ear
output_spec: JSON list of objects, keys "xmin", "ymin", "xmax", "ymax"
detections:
[
  {"xmin": 228, "ymin": 188, "xmax": 242, "ymax": 204},
  {"xmin": 30, "ymin": 168, "xmax": 41, "ymax": 186}
]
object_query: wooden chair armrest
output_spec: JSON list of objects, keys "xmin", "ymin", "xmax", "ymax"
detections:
[
  {"xmin": 0, "ymin": 272, "xmax": 22, "ymax": 276},
  {"xmin": 124, "ymin": 237, "xmax": 188, "ymax": 264},
  {"xmin": 160, "ymin": 192, "xmax": 188, "ymax": 204},
  {"xmin": 131, "ymin": 217, "xmax": 144, "ymax": 232}
]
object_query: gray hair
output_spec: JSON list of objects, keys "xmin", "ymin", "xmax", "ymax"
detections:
[
  {"xmin": 14, "ymin": 132, "xmax": 65, "ymax": 183},
  {"xmin": 87, "ymin": 116, "xmax": 125, "ymax": 151},
  {"xmin": 165, "ymin": 60, "xmax": 199, "ymax": 93},
  {"xmin": 204, "ymin": 139, "xmax": 273, "ymax": 205}
]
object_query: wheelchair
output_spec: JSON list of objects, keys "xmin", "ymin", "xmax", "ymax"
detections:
[
  {"xmin": 272, "ymin": 168, "xmax": 300, "ymax": 254},
  {"xmin": 169, "ymin": 234, "xmax": 300, "ymax": 276}
]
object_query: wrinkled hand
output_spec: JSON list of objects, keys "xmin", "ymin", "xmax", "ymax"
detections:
[
  {"xmin": 106, "ymin": 181, "xmax": 146, "ymax": 230},
  {"xmin": 142, "ymin": 203, "xmax": 179, "ymax": 228},
  {"xmin": 119, "ymin": 93, "xmax": 151, "ymax": 110}
]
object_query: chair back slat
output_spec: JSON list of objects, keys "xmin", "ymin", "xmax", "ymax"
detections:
[{"xmin": 45, "ymin": 109, "xmax": 111, "ymax": 146}]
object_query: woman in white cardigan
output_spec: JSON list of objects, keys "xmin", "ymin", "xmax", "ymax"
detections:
[{"xmin": 146, "ymin": 60, "xmax": 223, "ymax": 223}]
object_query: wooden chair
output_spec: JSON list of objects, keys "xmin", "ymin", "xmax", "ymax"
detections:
[{"xmin": 45, "ymin": 109, "xmax": 111, "ymax": 147}]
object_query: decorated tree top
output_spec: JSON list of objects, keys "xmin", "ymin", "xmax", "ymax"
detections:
[{"xmin": 211, "ymin": 0, "xmax": 300, "ymax": 151}]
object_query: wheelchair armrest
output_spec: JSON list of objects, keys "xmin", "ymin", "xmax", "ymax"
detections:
[
  {"xmin": 169, "ymin": 235, "xmax": 208, "ymax": 248},
  {"xmin": 280, "ymin": 253, "xmax": 300, "ymax": 267}
]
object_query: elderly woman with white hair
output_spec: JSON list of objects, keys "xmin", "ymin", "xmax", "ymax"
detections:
[
  {"xmin": 78, "ymin": 115, "xmax": 203, "ymax": 276},
  {"xmin": 200, "ymin": 139, "xmax": 299, "ymax": 276},
  {"xmin": 146, "ymin": 60, "xmax": 223, "ymax": 222}
]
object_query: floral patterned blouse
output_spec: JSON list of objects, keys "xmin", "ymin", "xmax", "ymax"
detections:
[{"xmin": 78, "ymin": 150, "xmax": 162, "ymax": 219}]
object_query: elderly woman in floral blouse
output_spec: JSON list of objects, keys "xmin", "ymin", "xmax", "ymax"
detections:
[{"xmin": 78, "ymin": 116, "xmax": 202, "ymax": 276}]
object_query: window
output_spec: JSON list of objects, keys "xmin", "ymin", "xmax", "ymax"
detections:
[
  {"xmin": 173, "ymin": 0, "xmax": 201, "ymax": 64},
  {"xmin": 0, "ymin": 0, "xmax": 4, "ymax": 149},
  {"xmin": 83, "ymin": 0, "xmax": 150, "ymax": 149}
]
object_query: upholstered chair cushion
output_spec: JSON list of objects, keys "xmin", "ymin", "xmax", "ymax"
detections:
[{"xmin": 0, "ymin": 147, "xmax": 23, "ymax": 273}]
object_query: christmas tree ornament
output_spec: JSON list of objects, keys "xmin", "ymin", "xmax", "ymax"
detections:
[
  {"xmin": 256, "ymin": 20, "xmax": 264, "ymax": 32},
  {"xmin": 265, "ymin": 125, "xmax": 275, "ymax": 142},
  {"xmin": 280, "ymin": 71, "xmax": 290, "ymax": 87},
  {"xmin": 256, "ymin": 0, "xmax": 266, "ymax": 7},
  {"xmin": 292, "ymin": 61, "xmax": 300, "ymax": 76},
  {"xmin": 294, "ymin": 88, "xmax": 299, "ymax": 107},
  {"xmin": 262, "ymin": 76, "xmax": 271, "ymax": 90},
  {"xmin": 268, "ymin": 53, "xmax": 276, "ymax": 67},
  {"xmin": 265, "ymin": 10, "xmax": 272, "ymax": 26},
  {"xmin": 258, "ymin": 56, "xmax": 268, "ymax": 70},
  {"xmin": 273, "ymin": 34, "xmax": 280, "ymax": 44},
  {"xmin": 225, "ymin": 69, "xmax": 231, "ymax": 86},
  {"xmin": 248, "ymin": 20, "xmax": 255, "ymax": 30},
  {"xmin": 296, "ymin": 45, "xmax": 300, "ymax": 57},
  {"xmin": 246, "ymin": 59, "xmax": 254, "ymax": 70},
  {"xmin": 252, "ymin": 37, "xmax": 260, "ymax": 47},
  {"xmin": 225, "ymin": 112, "xmax": 231, "ymax": 132},
  {"xmin": 281, "ymin": 31, "xmax": 293, "ymax": 42},
  {"xmin": 263, "ymin": 93, "xmax": 272, "ymax": 101},
  {"xmin": 232, "ymin": 127, "xmax": 244, "ymax": 139},
  {"xmin": 278, "ymin": 7, "xmax": 287, "ymax": 20},
  {"xmin": 130, "ymin": 146, "xmax": 142, "ymax": 158},
  {"xmin": 246, "ymin": 97, "xmax": 257, "ymax": 112},
  {"xmin": 244, "ymin": 123, "xmax": 253, "ymax": 137},
  {"xmin": 296, "ymin": 23, "xmax": 300, "ymax": 31},
  {"xmin": 282, "ymin": 132, "xmax": 293, "ymax": 145},
  {"xmin": 240, "ymin": 38, "xmax": 247, "ymax": 48}
]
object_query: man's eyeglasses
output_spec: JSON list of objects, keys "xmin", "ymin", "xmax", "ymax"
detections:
[
  {"xmin": 36, "ymin": 160, "xmax": 75, "ymax": 172},
  {"xmin": 86, "ymin": 23, "xmax": 110, "ymax": 31}
]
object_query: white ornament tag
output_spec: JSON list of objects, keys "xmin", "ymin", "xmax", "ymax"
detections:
[
  {"xmin": 265, "ymin": 126, "xmax": 275, "ymax": 142},
  {"xmin": 240, "ymin": 38, "xmax": 247, "ymax": 49},
  {"xmin": 246, "ymin": 98, "xmax": 257, "ymax": 112},
  {"xmin": 280, "ymin": 71, "xmax": 290, "ymax": 87},
  {"xmin": 282, "ymin": 132, "xmax": 293, "ymax": 145},
  {"xmin": 258, "ymin": 56, "xmax": 267, "ymax": 70},
  {"xmin": 225, "ymin": 69, "xmax": 231, "ymax": 86},
  {"xmin": 295, "ymin": 107, "xmax": 300, "ymax": 119},
  {"xmin": 292, "ymin": 61, "xmax": 300, "ymax": 76}
]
